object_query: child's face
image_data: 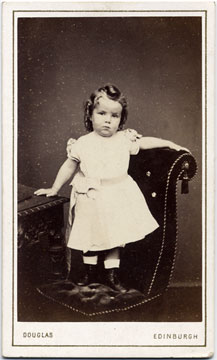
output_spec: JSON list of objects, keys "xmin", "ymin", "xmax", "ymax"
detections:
[{"xmin": 91, "ymin": 96, "xmax": 122, "ymax": 137}]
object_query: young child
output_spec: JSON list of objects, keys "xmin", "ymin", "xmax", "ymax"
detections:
[{"xmin": 35, "ymin": 84, "xmax": 188, "ymax": 293}]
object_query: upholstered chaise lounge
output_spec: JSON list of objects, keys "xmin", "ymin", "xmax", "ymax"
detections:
[{"xmin": 33, "ymin": 148, "xmax": 197, "ymax": 317}]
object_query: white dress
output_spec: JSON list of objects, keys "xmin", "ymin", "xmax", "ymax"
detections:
[{"xmin": 66, "ymin": 130, "xmax": 159, "ymax": 252}]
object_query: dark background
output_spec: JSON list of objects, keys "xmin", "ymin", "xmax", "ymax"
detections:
[{"xmin": 18, "ymin": 17, "xmax": 202, "ymax": 286}]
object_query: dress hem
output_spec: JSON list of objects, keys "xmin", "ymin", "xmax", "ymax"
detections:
[{"xmin": 67, "ymin": 224, "xmax": 159, "ymax": 252}]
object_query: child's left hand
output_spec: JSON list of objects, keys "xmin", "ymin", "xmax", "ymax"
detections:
[{"xmin": 173, "ymin": 144, "xmax": 190, "ymax": 153}]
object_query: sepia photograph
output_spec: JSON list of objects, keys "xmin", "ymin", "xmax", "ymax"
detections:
[{"xmin": 2, "ymin": 1, "xmax": 215, "ymax": 358}]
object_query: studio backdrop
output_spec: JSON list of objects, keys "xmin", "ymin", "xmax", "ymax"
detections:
[{"xmin": 18, "ymin": 16, "xmax": 202, "ymax": 287}]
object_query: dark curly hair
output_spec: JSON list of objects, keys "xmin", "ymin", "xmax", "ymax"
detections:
[{"xmin": 84, "ymin": 84, "xmax": 128, "ymax": 132}]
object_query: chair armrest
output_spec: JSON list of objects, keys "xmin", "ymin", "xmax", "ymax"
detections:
[
  {"xmin": 129, "ymin": 148, "xmax": 197, "ymax": 185},
  {"xmin": 128, "ymin": 148, "xmax": 197, "ymax": 224},
  {"xmin": 122, "ymin": 148, "xmax": 198, "ymax": 297}
]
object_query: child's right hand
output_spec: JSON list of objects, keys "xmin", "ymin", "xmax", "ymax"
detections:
[{"xmin": 34, "ymin": 187, "xmax": 58, "ymax": 197}]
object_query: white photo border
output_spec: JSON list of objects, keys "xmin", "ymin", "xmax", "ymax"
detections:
[{"xmin": 2, "ymin": 1, "xmax": 215, "ymax": 358}]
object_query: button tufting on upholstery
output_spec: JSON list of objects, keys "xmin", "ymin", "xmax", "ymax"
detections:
[
  {"xmin": 146, "ymin": 171, "xmax": 151, "ymax": 177},
  {"xmin": 182, "ymin": 161, "xmax": 190, "ymax": 170},
  {"xmin": 151, "ymin": 192, "xmax": 157, "ymax": 198}
]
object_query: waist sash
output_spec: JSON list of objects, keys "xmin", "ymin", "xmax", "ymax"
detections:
[{"xmin": 68, "ymin": 173, "xmax": 128, "ymax": 225}]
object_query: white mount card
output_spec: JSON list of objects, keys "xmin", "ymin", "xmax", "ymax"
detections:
[{"xmin": 2, "ymin": 1, "xmax": 215, "ymax": 358}]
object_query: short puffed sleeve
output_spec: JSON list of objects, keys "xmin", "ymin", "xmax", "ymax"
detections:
[
  {"xmin": 123, "ymin": 129, "xmax": 142, "ymax": 155},
  {"xmin": 66, "ymin": 138, "xmax": 80, "ymax": 162}
]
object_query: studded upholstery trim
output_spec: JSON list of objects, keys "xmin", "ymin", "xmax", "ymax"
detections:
[
  {"xmin": 36, "ymin": 287, "xmax": 161, "ymax": 317},
  {"xmin": 147, "ymin": 152, "xmax": 197, "ymax": 295}
]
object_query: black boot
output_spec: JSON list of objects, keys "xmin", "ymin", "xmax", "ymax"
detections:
[
  {"xmin": 77, "ymin": 264, "xmax": 97, "ymax": 286},
  {"xmin": 105, "ymin": 268, "xmax": 127, "ymax": 293}
]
